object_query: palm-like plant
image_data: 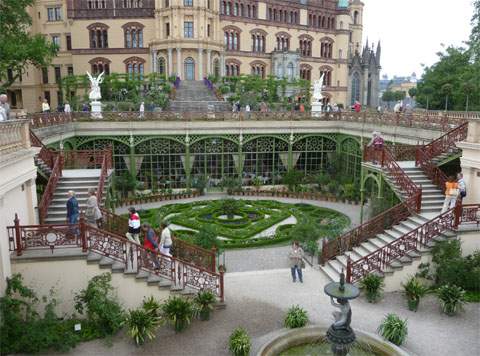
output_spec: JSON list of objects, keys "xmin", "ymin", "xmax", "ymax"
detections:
[
  {"xmin": 359, "ymin": 273, "xmax": 384, "ymax": 303},
  {"xmin": 125, "ymin": 308, "xmax": 161, "ymax": 345},
  {"xmin": 402, "ymin": 276, "xmax": 429, "ymax": 311},
  {"xmin": 161, "ymin": 296, "xmax": 195, "ymax": 332},
  {"xmin": 437, "ymin": 284, "xmax": 466, "ymax": 316},
  {"xmin": 377, "ymin": 314, "xmax": 408, "ymax": 346},
  {"xmin": 194, "ymin": 290, "xmax": 217, "ymax": 321}
]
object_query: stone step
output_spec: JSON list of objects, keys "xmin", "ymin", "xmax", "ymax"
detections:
[{"xmin": 320, "ymin": 264, "xmax": 340, "ymax": 281}]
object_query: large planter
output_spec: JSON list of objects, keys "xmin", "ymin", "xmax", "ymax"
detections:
[
  {"xmin": 407, "ymin": 298, "xmax": 420, "ymax": 312},
  {"xmin": 199, "ymin": 308, "xmax": 211, "ymax": 321}
]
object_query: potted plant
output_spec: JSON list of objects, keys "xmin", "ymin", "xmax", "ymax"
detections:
[
  {"xmin": 359, "ymin": 273, "xmax": 384, "ymax": 303},
  {"xmin": 402, "ymin": 276, "xmax": 428, "ymax": 311},
  {"xmin": 125, "ymin": 307, "xmax": 160, "ymax": 345},
  {"xmin": 161, "ymin": 296, "xmax": 195, "ymax": 332},
  {"xmin": 194, "ymin": 290, "xmax": 216, "ymax": 321},
  {"xmin": 377, "ymin": 313, "xmax": 408, "ymax": 346},
  {"xmin": 229, "ymin": 327, "xmax": 251, "ymax": 356},
  {"xmin": 437, "ymin": 284, "xmax": 466, "ymax": 316}
]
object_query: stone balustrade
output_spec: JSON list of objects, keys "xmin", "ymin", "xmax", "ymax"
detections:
[{"xmin": 0, "ymin": 120, "xmax": 30, "ymax": 159}]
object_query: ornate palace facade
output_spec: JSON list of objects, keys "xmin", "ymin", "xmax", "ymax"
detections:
[{"xmin": 6, "ymin": 0, "xmax": 380, "ymax": 112}]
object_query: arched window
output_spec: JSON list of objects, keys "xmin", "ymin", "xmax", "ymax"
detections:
[
  {"xmin": 276, "ymin": 32, "xmax": 290, "ymax": 51},
  {"xmin": 299, "ymin": 65, "xmax": 311, "ymax": 81},
  {"xmin": 353, "ymin": 11, "xmax": 359, "ymax": 24},
  {"xmin": 124, "ymin": 56, "xmax": 145, "ymax": 78},
  {"xmin": 320, "ymin": 67, "xmax": 333, "ymax": 87},
  {"xmin": 158, "ymin": 57, "xmax": 166, "ymax": 74},
  {"xmin": 224, "ymin": 26, "xmax": 241, "ymax": 51},
  {"xmin": 88, "ymin": 23, "xmax": 109, "ymax": 49},
  {"xmin": 250, "ymin": 61, "xmax": 266, "ymax": 78},
  {"xmin": 351, "ymin": 72, "xmax": 361, "ymax": 105},
  {"xmin": 251, "ymin": 30, "xmax": 266, "ymax": 52},
  {"xmin": 123, "ymin": 22, "xmax": 144, "ymax": 48},
  {"xmin": 225, "ymin": 59, "xmax": 241, "ymax": 77},
  {"xmin": 214, "ymin": 58, "xmax": 220, "ymax": 77},
  {"xmin": 299, "ymin": 35, "xmax": 312, "ymax": 57},
  {"xmin": 89, "ymin": 57, "xmax": 111, "ymax": 75},
  {"xmin": 320, "ymin": 38, "xmax": 334, "ymax": 58}
]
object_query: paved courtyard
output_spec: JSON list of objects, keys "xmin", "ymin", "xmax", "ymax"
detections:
[{"xmin": 62, "ymin": 267, "xmax": 480, "ymax": 356}]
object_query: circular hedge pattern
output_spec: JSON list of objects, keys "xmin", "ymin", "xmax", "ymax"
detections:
[{"xmin": 139, "ymin": 199, "xmax": 350, "ymax": 249}]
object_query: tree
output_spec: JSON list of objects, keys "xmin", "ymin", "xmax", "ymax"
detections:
[
  {"xmin": 0, "ymin": 0, "xmax": 58, "ymax": 90},
  {"xmin": 393, "ymin": 91, "xmax": 406, "ymax": 102},
  {"xmin": 422, "ymin": 86, "xmax": 434, "ymax": 110},
  {"xmin": 441, "ymin": 83, "xmax": 453, "ymax": 111},
  {"xmin": 462, "ymin": 81, "xmax": 476, "ymax": 111},
  {"xmin": 469, "ymin": 0, "xmax": 480, "ymax": 61},
  {"xmin": 408, "ymin": 87, "xmax": 417, "ymax": 99},
  {"xmin": 381, "ymin": 90, "xmax": 395, "ymax": 108}
]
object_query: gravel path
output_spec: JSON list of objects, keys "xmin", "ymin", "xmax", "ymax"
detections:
[{"xmin": 62, "ymin": 267, "xmax": 480, "ymax": 356}]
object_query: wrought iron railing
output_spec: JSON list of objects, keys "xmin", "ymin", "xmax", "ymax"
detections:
[
  {"xmin": 99, "ymin": 207, "xmax": 216, "ymax": 272},
  {"xmin": 38, "ymin": 154, "xmax": 63, "ymax": 224},
  {"xmin": 30, "ymin": 130, "xmax": 57, "ymax": 169},
  {"xmin": 96, "ymin": 147, "xmax": 113, "ymax": 205},
  {"xmin": 8, "ymin": 215, "xmax": 224, "ymax": 301},
  {"xmin": 29, "ymin": 112, "xmax": 74, "ymax": 129},
  {"xmin": 346, "ymin": 203, "xmax": 480, "ymax": 283},
  {"xmin": 417, "ymin": 122, "xmax": 468, "ymax": 162}
]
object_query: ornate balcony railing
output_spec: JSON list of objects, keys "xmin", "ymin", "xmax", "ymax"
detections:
[
  {"xmin": 63, "ymin": 149, "xmax": 111, "ymax": 169},
  {"xmin": 27, "ymin": 111, "xmax": 472, "ymax": 132},
  {"xmin": 346, "ymin": 203, "xmax": 480, "ymax": 283},
  {"xmin": 67, "ymin": 0, "xmax": 155, "ymax": 19},
  {"xmin": 8, "ymin": 215, "xmax": 224, "ymax": 301},
  {"xmin": 419, "ymin": 122, "xmax": 468, "ymax": 161},
  {"xmin": 0, "ymin": 120, "xmax": 30, "ymax": 158}
]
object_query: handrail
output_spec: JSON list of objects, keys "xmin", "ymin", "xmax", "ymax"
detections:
[
  {"xmin": 416, "ymin": 148, "xmax": 448, "ymax": 189},
  {"xmin": 8, "ymin": 216, "xmax": 224, "ymax": 301},
  {"xmin": 346, "ymin": 203, "xmax": 480, "ymax": 283},
  {"xmin": 96, "ymin": 147, "xmax": 113, "ymax": 205},
  {"xmin": 38, "ymin": 154, "xmax": 63, "ymax": 224},
  {"xmin": 30, "ymin": 130, "xmax": 58, "ymax": 169},
  {"xmin": 417, "ymin": 121, "xmax": 468, "ymax": 163},
  {"xmin": 99, "ymin": 207, "xmax": 217, "ymax": 272},
  {"xmin": 321, "ymin": 145, "xmax": 421, "ymax": 264}
]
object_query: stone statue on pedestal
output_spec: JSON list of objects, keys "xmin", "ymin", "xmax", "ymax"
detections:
[
  {"xmin": 310, "ymin": 73, "xmax": 325, "ymax": 117},
  {"xmin": 86, "ymin": 71, "xmax": 104, "ymax": 119}
]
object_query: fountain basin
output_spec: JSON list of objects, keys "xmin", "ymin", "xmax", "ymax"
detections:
[{"xmin": 257, "ymin": 326, "xmax": 410, "ymax": 356}]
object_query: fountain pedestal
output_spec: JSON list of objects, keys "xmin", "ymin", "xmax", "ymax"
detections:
[{"xmin": 324, "ymin": 271, "xmax": 360, "ymax": 356}]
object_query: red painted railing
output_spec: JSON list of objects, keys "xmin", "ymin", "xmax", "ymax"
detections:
[
  {"xmin": 418, "ymin": 122, "xmax": 468, "ymax": 162},
  {"xmin": 346, "ymin": 203, "xmax": 480, "ymax": 283},
  {"xmin": 63, "ymin": 149, "xmax": 110, "ymax": 169},
  {"xmin": 96, "ymin": 147, "xmax": 113, "ymax": 205},
  {"xmin": 30, "ymin": 130, "xmax": 58, "ymax": 169},
  {"xmin": 99, "ymin": 207, "xmax": 217, "ymax": 272},
  {"xmin": 8, "ymin": 215, "xmax": 224, "ymax": 301},
  {"xmin": 321, "ymin": 145, "xmax": 421, "ymax": 264},
  {"xmin": 38, "ymin": 154, "xmax": 63, "ymax": 224},
  {"xmin": 29, "ymin": 112, "xmax": 74, "ymax": 129}
]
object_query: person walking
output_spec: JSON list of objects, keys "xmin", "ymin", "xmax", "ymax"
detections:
[
  {"xmin": 353, "ymin": 101, "xmax": 361, "ymax": 113},
  {"xmin": 288, "ymin": 241, "xmax": 304, "ymax": 283},
  {"xmin": 85, "ymin": 188, "xmax": 103, "ymax": 228},
  {"xmin": 64, "ymin": 101, "xmax": 71, "ymax": 114},
  {"xmin": 245, "ymin": 104, "xmax": 251, "ymax": 119},
  {"xmin": 142, "ymin": 223, "xmax": 161, "ymax": 269},
  {"xmin": 42, "ymin": 99, "xmax": 50, "ymax": 113},
  {"xmin": 0, "ymin": 94, "xmax": 11, "ymax": 120},
  {"xmin": 126, "ymin": 207, "xmax": 141, "ymax": 244},
  {"xmin": 159, "ymin": 222, "xmax": 173, "ymax": 256},
  {"xmin": 367, "ymin": 131, "xmax": 384, "ymax": 164},
  {"xmin": 66, "ymin": 190, "xmax": 79, "ymax": 237},
  {"xmin": 457, "ymin": 173, "xmax": 467, "ymax": 200},
  {"xmin": 441, "ymin": 176, "xmax": 459, "ymax": 213},
  {"xmin": 139, "ymin": 101, "xmax": 145, "ymax": 118}
]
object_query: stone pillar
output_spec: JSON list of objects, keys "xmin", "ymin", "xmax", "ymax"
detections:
[
  {"xmin": 151, "ymin": 49, "xmax": 155, "ymax": 73},
  {"xmin": 220, "ymin": 52, "xmax": 225, "ymax": 76},
  {"xmin": 176, "ymin": 48, "xmax": 182, "ymax": 79},
  {"xmin": 153, "ymin": 50, "xmax": 158, "ymax": 73},
  {"xmin": 198, "ymin": 48, "xmax": 204, "ymax": 80},
  {"xmin": 168, "ymin": 48, "xmax": 173, "ymax": 76},
  {"xmin": 206, "ymin": 49, "xmax": 212, "ymax": 76},
  {"xmin": 458, "ymin": 117, "xmax": 480, "ymax": 204}
]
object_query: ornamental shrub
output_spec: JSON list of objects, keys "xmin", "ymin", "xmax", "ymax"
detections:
[
  {"xmin": 229, "ymin": 327, "xmax": 251, "ymax": 356},
  {"xmin": 437, "ymin": 284, "xmax": 466, "ymax": 316},
  {"xmin": 377, "ymin": 314, "xmax": 408, "ymax": 346},
  {"xmin": 284, "ymin": 305, "xmax": 309, "ymax": 328},
  {"xmin": 74, "ymin": 273, "xmax": 125, "ymax": 337},
  {"xmin": 359, "ymin": 273, "xmax": 384, "ymax": 303}
]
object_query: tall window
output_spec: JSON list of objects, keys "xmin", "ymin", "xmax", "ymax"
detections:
[
  {"xmin": 300, "ymin": 65, "xmax": 311, "ymax": 81},
  {"xmin": 320, "ymin": 39, "xmax": 333, "ymax": 58},
  {"xmin": 54, "ymin": 66, "xmax": 61, "ymax": 83},
  {"xmin": 184, "ymin": 0, "xmax": 193, "ymax": 6},
  {"xmin": 158, "ymin": 57, "xmax": 166, "ymax": 74},
  {"xmin": 276, "ymin": 34, "xmax": 289, "ymax": 51},
  {"xmin": 88, "ymin": 23, "xmax": 109, "ymax": 49},
  {"xmin": 224, "ymin": 28, "xmax": 240, "ymax": 51},
  {"xmin": 299, "ymin": 37, "xmax": 312, "ymax": 57},
  {"xmin": 90, "ymin": 57, "xmax": 111, "ymax": 75},
  {"xmin": 42, "ymin": 67, "xmax": 49, "ymax": 84},
  {"xmin": 351, "ymin": 72, "xmax": 361, "ymax": 105},
  {"xmin": 123, "ymin": 23, "xmax": 144, "ymax": 48},
  {"xmin": 88, "ymin": 0, "xmax": 107, "ymax": 8},
  {"xmin": 51, "ymin": 35, "xmax": 60, "ymax": 48},
  {"xmin": 225, "ymin": 60, "xmax": 240, "ymax": 77},
  {"xmin": 66, "ymin": 34, "xmax": 72, "ymax": 50},
  {"xmin": 166, "ymin": 22, "xmax": 170, "ymax": 37},
  {"xmin": 165, "ymin": 0, "xmax": 169, "ymax": 6},
  {"xmin": 353, "ymin": 11, "xmax": 359, "ymax": 25},
  {"xmin": 122, "ymin": 0, "xmax": 143, "ymax": 7},
  {"xmin": 67, "ymin": 66, "xmax": 74, "ymax": 76},
  {"xmin": 184, "ymin": 21, "xmax": 194, "ymax": 38},
  {"xmin": 320, "ymin": 67, "xmax": 332, "ymax": 87},
  {"xmin": 125, "ymin": 57, "xmax": 145, "ymax": 78},
  {"xmin": 207, "ymin": 24, "xmax": 211, "ymax": 37},
  {"xmin": 47, "ymin": 7, "xmax": 62, "ymax": 21},
  {"xmin": 251, "ymin": 31, "xmax": 266, "ymax": 52}
]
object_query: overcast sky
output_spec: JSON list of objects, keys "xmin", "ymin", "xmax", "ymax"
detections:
[{"xmin": 362, "ymin": 0, "xmax": 474, "ymax": 79}]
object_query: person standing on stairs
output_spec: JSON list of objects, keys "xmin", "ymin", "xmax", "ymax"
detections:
[
  {"xmin": 441, "ymin": 176, "xmax": 459, "ymax": 213},
  {"xmin": 126, "ymin": 207, "xmax": 141, "ymax": 244},
  {"xmin": 457, "ymin": 173, "xmax": 467, "ymax": 200},
  {"xmin": 142, "ymin": 223, "xmax": 161, "ymax": 269},
  {"xmin": 159, "ymin": 222, "xmax": 173, "ymax": 257},
  {"xmin": 66, "ymin": 190, "xmax": 79, "ymax": 237},
  {"xmin": 85, "ymin": 188, "xmax": 103, "ymax": 228}
]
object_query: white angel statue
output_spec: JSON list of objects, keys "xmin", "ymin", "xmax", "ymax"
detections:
[
  {"xmin": 86, "ymin": 71, "xmax": 104, "ymax": 101},
  {"xmin": 311, "ymin": 72, "xmax": 325, "ymax": 103}
]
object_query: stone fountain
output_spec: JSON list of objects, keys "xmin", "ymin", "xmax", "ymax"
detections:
[{"xmin": 324, "ymin": 270, "xmax": 360, "ymax": 356}]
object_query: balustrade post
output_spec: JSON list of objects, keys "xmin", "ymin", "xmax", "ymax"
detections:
[
  {"xmin": 453, "ymin": 200, "xmax": 462, "ymax": 228},
  {"xmin": 346, "ymin": 256, "xmax": 352, "ymax": 283},
  {"xmin": 219, "ymin": 269, "xmax": 225, "ymax": 303},
  {"xmin": 80, "ymin": 214, "xmax": 88, "ymax": 252},
  {"xmin": 14, "ymin": 214, "xmax": 22, "ymax": 256}
]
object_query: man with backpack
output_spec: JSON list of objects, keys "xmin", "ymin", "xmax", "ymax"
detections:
[{"xmin": 126, "ymin": 207, "xmax": 141, "ymax": 244}]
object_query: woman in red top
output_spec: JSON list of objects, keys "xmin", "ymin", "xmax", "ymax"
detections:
[
  {"xmin": 141, "ymin": 223, "xmax": 161, "ymax": 269},
  {"xmin": 353, "ymin": 101, "xmax": 361, "ymax": 113}
]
